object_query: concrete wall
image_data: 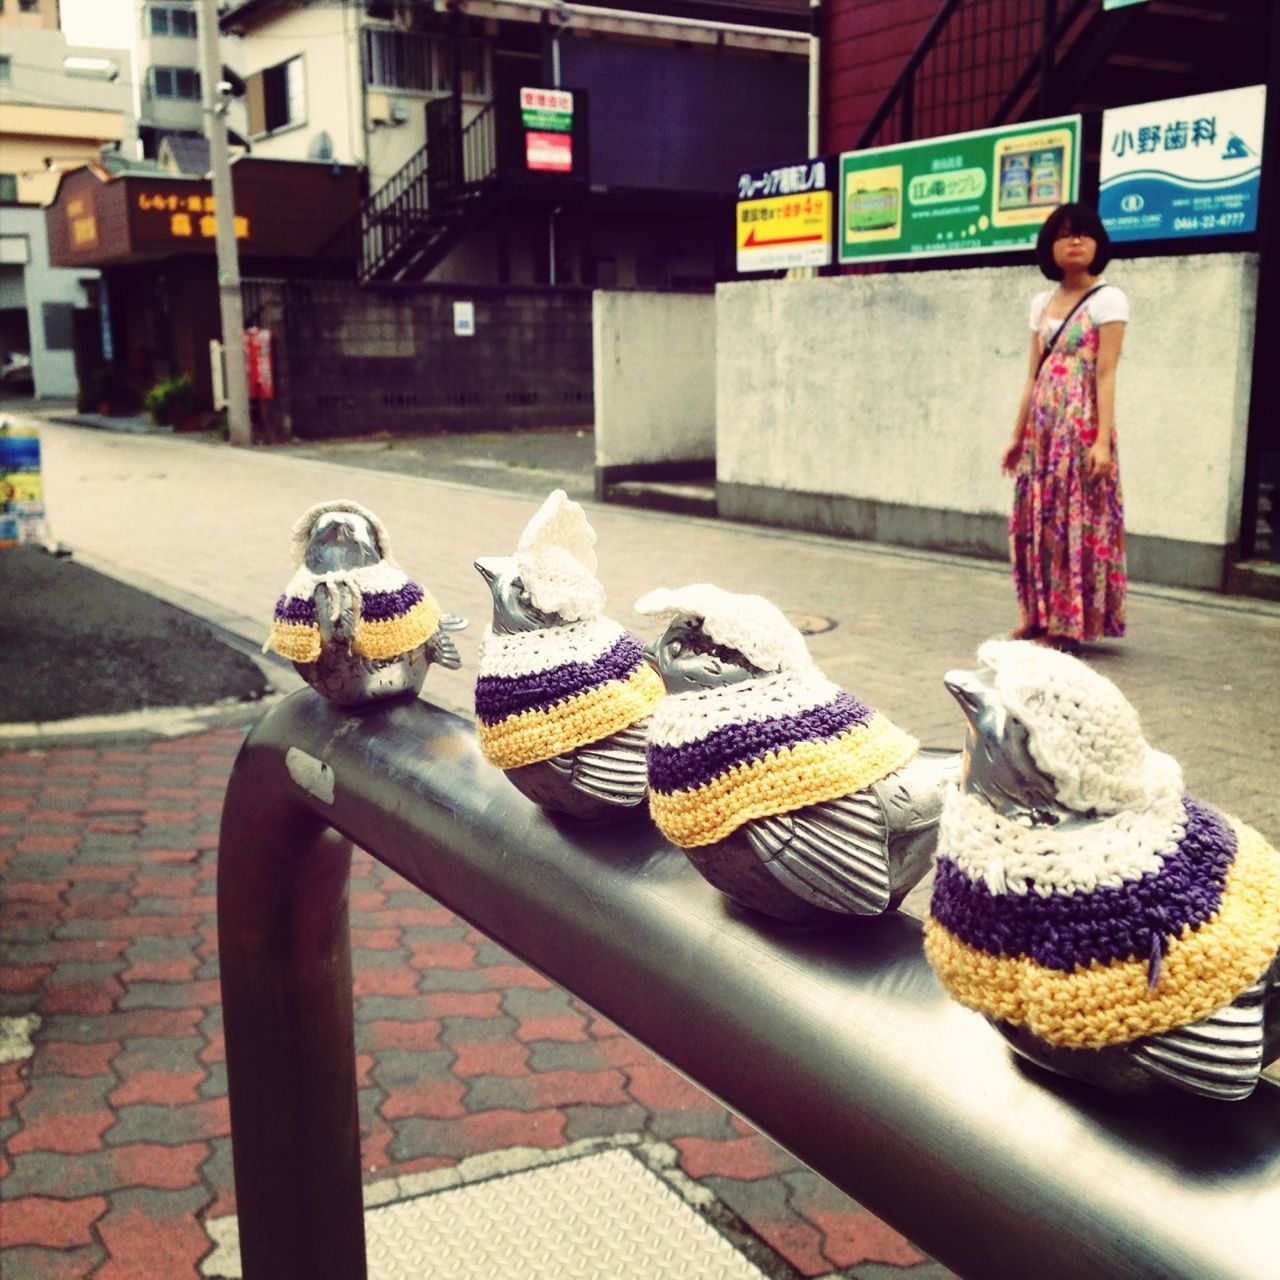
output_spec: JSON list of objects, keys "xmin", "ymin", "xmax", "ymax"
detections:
[
  {"xmin": 716, "ymin": 254, "xmax": 1258, "ymax": 590},
  {"xmin": 593, "ymin": 291, "xmax": 715, "ymax": 479},
  {"xmin": 3, "ymin": 205, "xmax": 93, "ymax": 398},
  {"xmin": 252, "ymin": 279, "xmax": 593, "ymax": 439}
]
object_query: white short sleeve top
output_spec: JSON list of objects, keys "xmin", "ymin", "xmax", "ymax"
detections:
[{"xmin": 1029, "ymin": 282, "xmax": 1129, "ymax": 331}]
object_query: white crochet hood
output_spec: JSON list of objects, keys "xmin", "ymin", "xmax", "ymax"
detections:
[
  {"xmin": 634, "ymin": 584, "xmax": 814, "ymax": 675},
  {"xmin": 975, "ymin": 639, "xmax": 1182, "ymax": 814},
  {"xmin": 514, "ymin": 489, "xmax": 606, "ymax": 622},
  {"xmin": 289, "ymin": 499, "xmax": 395, "ymax": 567}
]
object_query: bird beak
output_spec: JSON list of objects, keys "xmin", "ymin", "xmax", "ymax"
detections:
[
  {"xmin": 943, "ymin": 669, "xmax": 989, "ymax": 730},
  {"xmin": 473, "ymin": 557, "xmax": 502, "ymax": 587},
  {"xmin": 642, "ymin": 637, "xmax": 661, "ymax": 674}
]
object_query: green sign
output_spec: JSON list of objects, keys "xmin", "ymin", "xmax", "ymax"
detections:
[
  {"xmin": 1103, "ymin": 0, "xmax": 1148, "ymax": 9},
  {"xmin": 520, "ymin": 87, "xmax": 573, "ymax": 133},
  {"xmin": 838, "ymin": 115, "xmax": 1081, "ymax": 264}
]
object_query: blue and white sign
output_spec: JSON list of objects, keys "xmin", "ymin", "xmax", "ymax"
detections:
[{"xmin": 1099, "ymin": 85, "xmax": 1265, "ymax": 241}]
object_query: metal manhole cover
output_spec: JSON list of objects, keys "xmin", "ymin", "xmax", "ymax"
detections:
[{"xmin": 784, "ymin": 612, "xmax": 837, "ymax": 636}]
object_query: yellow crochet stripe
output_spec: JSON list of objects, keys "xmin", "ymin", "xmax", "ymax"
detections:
[
  {"xmin": 352, "ymin": 597, "xmax": 440, "ymax": 661},
  {"xmin": 269, "ymin": 619, "xmax": 322, "ymax": 664},
  {"xmin": 268, "ymin": 596, "xmax": 440, "ymax": 664},
  {"xmin": 924, "ymin": 818, "xmax": 1280, "ymax": 1050},
  {"xmin": 649, "ymin": 715, "xmax": 918, "ymax": 849},
  {"xmin": 477, "ymin": 664, "xmax": 664, "ymax": 770}
]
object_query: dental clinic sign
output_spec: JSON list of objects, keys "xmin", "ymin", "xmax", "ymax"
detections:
[{"xmin": 1099, "ymin": 85, "xmax": 1265, "ymax": 242}]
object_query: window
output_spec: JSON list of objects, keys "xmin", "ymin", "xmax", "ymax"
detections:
[
  {"xmin": 19, "ymin": 0, "xmax": 41, "ymax": 12},
  {"xmin": 363, "ymin": 28, "xmax": 486, "ymax": 95},
  {"xmin": 150, "ymin": 6, "xmax": 198, "ymax": 38},
  {"xmin": 246, "ymin": 56, "xmax": 305, "ymax": 136},
  {"xmin": 0, "ymin": 175, "xmax": 18, "ymax": 202},
  {"xmin": 0, "ymin": 56, "xmax": 11, "ymax": 83},
  {"xmin": 151, "ymin": 65, "xmax": 201, "ymax": 99}
]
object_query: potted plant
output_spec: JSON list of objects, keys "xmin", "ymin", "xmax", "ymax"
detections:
[{"xmin": 144, "ymin": 375, "xmax": 204, "ymax": 430}]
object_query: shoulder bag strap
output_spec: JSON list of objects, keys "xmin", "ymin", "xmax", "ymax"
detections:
[{"xmin": 1035, "ymin": 284, "xmax": 1105, "ymax": 378}]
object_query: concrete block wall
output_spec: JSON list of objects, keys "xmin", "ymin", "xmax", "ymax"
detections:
[
  {"xmin": 593, "ymin": 290, "xmax": 716, "ymax": 481},
  {"xmin": 261, "ymin": 281, "xmax": 594, "ymax": 439},
  {"xmin": 715, "ymin": 254, "xmax": 1258, "ymax": 589}
]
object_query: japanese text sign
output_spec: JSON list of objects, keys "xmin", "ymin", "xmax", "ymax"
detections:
[
  {"xmin": 520, "ymin": 87, "xmax": 575, "ymax": 173},
  {"xmin": 133, "ymin": 190, "xmax": 250, "ymax": 244},
  {"xmin": 838, "ymin": 116, "xmax": 1080, "ymax": 264},
  {"xmin": 736, "ymin": 160, "xmax": 832, "ymax": 272},
  {"xmin": 1099, "ymin": 85, "xmax": 1265, "ymax": 241}
]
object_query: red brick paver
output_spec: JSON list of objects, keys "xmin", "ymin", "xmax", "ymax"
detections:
[{"xmin": 0, "ymin": 727, "xmax": 946, "ymax": 1280}]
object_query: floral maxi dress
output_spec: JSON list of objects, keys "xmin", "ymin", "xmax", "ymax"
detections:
[{"xmin": 1010, "ymin": 300, "xmax": 1127, "ymax": 641}]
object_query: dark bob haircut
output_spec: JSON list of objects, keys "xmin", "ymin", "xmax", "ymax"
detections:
[{"xmin": 1035, "ymin": 203, "xmax": 1112, "ymax": 280}]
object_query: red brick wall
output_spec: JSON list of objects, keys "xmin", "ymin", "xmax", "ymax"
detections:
[{"xmin": 822, "ymin": 0, "xmax": 939, "ymax": 153}]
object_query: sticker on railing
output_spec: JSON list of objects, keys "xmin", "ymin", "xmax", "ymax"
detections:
[{"xmin": 286, "ymin": 747, "xmax": 335, "ymax": 804}]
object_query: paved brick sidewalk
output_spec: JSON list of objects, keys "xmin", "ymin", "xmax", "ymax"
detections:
[{"xmin": 0, "ymin": 725, "xmax": 951, "ymax": 1280}]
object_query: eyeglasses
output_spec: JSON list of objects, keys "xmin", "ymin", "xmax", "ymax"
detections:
[{"xmin": 1055, "ymin": 231, "xmax": 1095, "ymax": 242}]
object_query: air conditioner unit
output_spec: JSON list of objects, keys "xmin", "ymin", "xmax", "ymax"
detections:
[{"xmin": 367, "ymin": 92, "xmax": 409, "ymax": 126}]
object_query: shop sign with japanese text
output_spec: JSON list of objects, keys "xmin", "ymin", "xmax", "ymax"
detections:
[
  {"xmin": 1099, "ymin": 85, "xmax": 1265, "ymax": 241},
  {"xmin": 736, "ymin": 159, "xmax": 832, "ymax": 271},
  {"xmin": 837, "ymin": 116, "xmax": 1080, "ymax": 264},
  {"xmin": 132, "ymin": 189, "xmax": 250, "ymax": 244},
  {"xmin": 521, "ymin": 87, "xmax": 574, "ymax": 173}
]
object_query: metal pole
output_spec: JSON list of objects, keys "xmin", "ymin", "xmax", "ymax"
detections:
[{"xmin": 198, "ymin": 0, "xmax": 252, "ymax": 447}]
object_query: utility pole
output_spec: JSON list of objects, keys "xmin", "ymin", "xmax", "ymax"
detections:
[{"xmin": 198, "ymin": 0, "xmax": 252, "ymax": 447}]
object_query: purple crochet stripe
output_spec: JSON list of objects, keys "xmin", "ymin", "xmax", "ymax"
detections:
[
  {"xmin": 475, "ymin": 633, "xmax": 645, "ymax": 726},
  {"xmin": 360, "ymin": 582, "xmax": 425, "ymax": 622},
  {"xmin": 273, "ymin": 582, "xmax": 423, "ymax": 626},
  {"xmin": 274, "ymin": 595, "xmax": 316, "ymax": 625},
  {"xmin": 929, "ymin": 796, "xmax": 1234, "ymax": 972},
  {"xmin": 646, "ymin": 691, "xmax": 874, "ymax": 796}
]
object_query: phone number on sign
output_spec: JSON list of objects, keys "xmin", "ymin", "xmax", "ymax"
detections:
[{"xmin": 1172, "ymin": 212, "xmax": 1248, "ymax": 232}]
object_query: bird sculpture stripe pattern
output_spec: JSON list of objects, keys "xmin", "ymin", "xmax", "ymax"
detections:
[
  {"xmin": 475, "ymin": 621, "xmax": 663, "ymax": 770},
  {"xmin": 926, "ymin": 804, "xmax": 1280, "ymax": 1050},
  {"xmin": 647, "ymin": 672, "xmax": 918, "ymax": 850},
  {"xmin": 268, "ymin": 564, "xmax": 441, "ymax": 664}
]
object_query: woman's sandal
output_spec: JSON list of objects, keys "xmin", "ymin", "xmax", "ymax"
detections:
[
  {"xmin": 1009, "ymin": 623, "xmax": 1045, "ymax": 640},
  {"xmin": 1041, "ymin": 634, "xmax": 1082, "ymax": 656}
]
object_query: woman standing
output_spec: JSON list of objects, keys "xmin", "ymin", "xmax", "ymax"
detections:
[{"xmin": 1002, "ymin": 202, "xmax": 1128, "ymax": 651}]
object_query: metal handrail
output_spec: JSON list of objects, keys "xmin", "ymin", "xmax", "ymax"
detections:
[
  {"xmin": 361, "ymin": 101, "xmax": 497, "ymax": 282},
  {"xmin": 856, "ymin": 0, "xmax": 1100, "ymax": 150},
  {"xmin": 219, "ymin": 690, "xmax": 1280, "ymax": 1280}
]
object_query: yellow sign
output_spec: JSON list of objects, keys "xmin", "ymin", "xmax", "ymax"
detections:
[{"xmin": 736, "ymin": 191, "xmax": 832, "ymax": 272}]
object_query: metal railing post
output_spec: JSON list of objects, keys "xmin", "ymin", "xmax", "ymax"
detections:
[{"xmin": 219, "ymin": 731, "xmax": 367, "ymax": 1280}]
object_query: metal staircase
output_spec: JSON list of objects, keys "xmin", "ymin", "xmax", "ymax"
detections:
[
  {"xmin": 360, "ymin": 100, "xmax": 498, "ymax": 284},
  {"xmin": 859, "ymin": 0, "xmax": 1271, "ymax": 156}
]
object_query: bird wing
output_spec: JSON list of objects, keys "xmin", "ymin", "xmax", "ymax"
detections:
[
  {"xmin": 546, "ymin": 719, "xmax": 649, "ymax": 806},
  {"xmin": 426, "ymin": 628, "xmax": 463, "ymax": 670},
  {"xmin": 1129, "ymin": 971, "xmax": 1271, "ymax": 1101},
  {"xmin": 745, "ymin": 790, "xmax": 891, "ymax": 916}
]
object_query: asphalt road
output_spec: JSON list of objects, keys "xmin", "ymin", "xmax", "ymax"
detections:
[{"xmin": 0, "ymin": 544, "xmax": 270, "ymax": 723}]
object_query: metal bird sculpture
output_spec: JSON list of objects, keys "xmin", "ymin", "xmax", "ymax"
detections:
[
  {"xmin": 927, "ymin": 639, "xmax": 1280, "ymax": 1101},
  {"xmin": 265, "ymin": 499, "xmax": 467, "ymax": 707},
  {"xmin": 473, "ymin": 489, "xmax": 663, "ymax": 820},
  {"xmin": 636, "ymin": 584, "xmax": 957, "ymax": 923}
]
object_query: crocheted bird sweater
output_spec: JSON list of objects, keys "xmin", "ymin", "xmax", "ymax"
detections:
[
  {"xmin": 647, "ymin": 670, "xmax": 918, "ymax": 850},
  {"xmin": 925, "ymin": 788, "xmax": 1280, "ymax": 1050},
  {"xmin": 268, "ymin": 562, "xmax": 441, "ymax": 664},
  {"xmin": 475, "ymin": 619, "xmax": 663, "ymax": 770}
]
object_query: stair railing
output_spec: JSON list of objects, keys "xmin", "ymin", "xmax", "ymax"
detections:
[
  {"xmin": 856, "ymin": 0, "xmax": 1094, "ymax": 151},
  {"xmin": 363, "ymin": 100, "xmax": 497, "ymax": 283}
]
